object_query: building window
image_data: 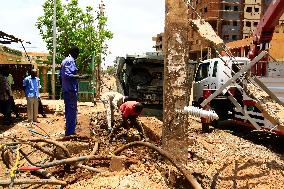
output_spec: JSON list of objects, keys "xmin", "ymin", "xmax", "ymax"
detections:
[
  {"xmin": 212, "ymin": 61, "xmax": 218, "ymax": 77},
  {"xmin": 234, "ymin": 6, "xmax": 239, "ymax": 11},
  {"xmin": 253, "ymin": 22, "xmax": 258, "ymax": 26},
  {"xmin": 246, "ymin": 7, "xmax": 252, "ymax": 12},
  {"xmin": 223, "ymin": 35, "xmax": 230, "ymax": 40},
  {"xmin": 232, "ymin": 35, "xmax": 237, "ymax": 40},
  {"xmin": 195, "ymin": 63, "xmax": 210, "ymax": 82},
  {"xmin": 255, "ymin": 7, "xmax": 259, "ymax": 12},
  {"xmin": 246, "ymin": 21, "xmax": 251, "ymax": 27},
  {"xmin": 204, "ymin": 6, "xmax": 208, "ymax": 13},
  {"xmin": 222, "ymin": 21, "xmax": 230, "ymax": 26},
  {"xmin": 225, "ymin": 5, "xmax": 231, "ymax": 11},
  {"xmin": 233, "ymin": 21, "xmax": 238, "ymax": 26}
]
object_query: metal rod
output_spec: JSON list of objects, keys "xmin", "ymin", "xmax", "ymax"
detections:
[
  {"xmin": 0, "ymin": 179, "xmax": 66, "ymax": 186},
  {"xmin": 51, "ymin": 0, "xmax": 57, "ymax": 100}
]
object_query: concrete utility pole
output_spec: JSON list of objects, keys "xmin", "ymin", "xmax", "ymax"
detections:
[
  {"xmin": 163, "ymin": 0, "xmax": 191, "ymax": 163},
  {"xmin": 51, "ymin": 0, "xmax": 57, "ymax": 100}
]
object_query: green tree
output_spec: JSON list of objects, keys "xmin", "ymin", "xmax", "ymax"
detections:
[
  {"xmin": 36, "ymin": 0, "xmax": 113, "ymax": 74},
  {"xmin": 103, "ymin": 64, "xmax": 117, "ymax": 76}
]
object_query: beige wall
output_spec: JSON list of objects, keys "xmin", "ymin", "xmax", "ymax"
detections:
[
  {"xmin": 270, "ymin": 25, "xmax": 284, "ymax": 61},
  {"xmin": 243, "ymin": 0, "xmax": 262, "ymax": 38}
]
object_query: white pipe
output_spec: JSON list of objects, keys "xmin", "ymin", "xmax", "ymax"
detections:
[{"xmin": 183, "ymin": 106, "xmax": 219, "ymax": 121}]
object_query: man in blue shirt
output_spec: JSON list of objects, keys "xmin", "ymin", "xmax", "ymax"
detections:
[
  {"xmin": 60, "ymin": 46, "xmax": 87, "ymax": 136},
  {"xmin": 23, "ymin": 69, "xmax": 41, "ymax": 123}
]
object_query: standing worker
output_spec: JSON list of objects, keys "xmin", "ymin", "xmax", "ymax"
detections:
[
  {"xmin": 60, "ymin": 46, "xmax": 88, "ymax": 136},
  {"xmin": 0, "ymin": 70, "xmax": 12, "ymax": 125},
  {"xmin": 100, "ymin": 91, "xmax": 127, "ymax": 133},
  {"xmin": 109, "ymin": 101, "xmax": 145, "ymax": 141},
  {"xmin": 6, "ymin": 72, "xmax": 20, "ymax": 119},
  {"xmin": 38, "ymin": 97, "xmax": 47, "ymax": 118},
  {"xmin": 23, "ymin": 69, "xmax": 41, "ymax": 123}
]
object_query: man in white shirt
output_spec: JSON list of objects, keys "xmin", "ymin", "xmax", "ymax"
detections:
[{"xmin": 100, "ymin": 91, "xmax": 127, "ymax": 132}]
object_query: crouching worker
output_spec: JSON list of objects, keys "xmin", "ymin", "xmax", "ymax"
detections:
[
  {"xmin": 109, "ymin": 101, "xmax": 145, "ymax": 141},
  {"xmin": 101, "ymin": 92, "xmax": 126, "ymax": 133}
]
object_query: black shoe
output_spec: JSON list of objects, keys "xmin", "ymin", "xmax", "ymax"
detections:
[
  {"xmin": 42, "ymin": 114, "xmax": 47, "ymax": 118},
  {"xmin": 3, "ymin": 121, "xmax": 11, "ymax": 125}
]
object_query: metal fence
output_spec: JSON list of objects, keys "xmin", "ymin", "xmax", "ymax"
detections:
[{"xmin": 78, "ymin": 80, "xmax": 95, "ymax": 102}]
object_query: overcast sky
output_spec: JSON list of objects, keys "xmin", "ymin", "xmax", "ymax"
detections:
[{"xmin": 0, "ymin": 0, "xmax": 165, "ymax": 67}]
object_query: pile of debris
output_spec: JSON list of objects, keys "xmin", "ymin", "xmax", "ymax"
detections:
[
  {"xmin": 185, "ymin": 118, "xmax": 284, "ymax": 188},
  {"xmin": 246, "ymin": 82, "xmax": 284, "ymax": 132}
]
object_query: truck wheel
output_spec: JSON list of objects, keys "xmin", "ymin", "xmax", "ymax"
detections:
[{"xmin": 202, "ymin": 123, "xmax": 210, "ymax": 133}]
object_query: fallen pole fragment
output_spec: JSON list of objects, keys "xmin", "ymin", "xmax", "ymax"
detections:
[
  {"xmin": 75, "ymin": 164, "xmax": 102, "ymax": 172},
  {"xmin": 28, "ymin": 129, "xmax": 49, "ymax": 138},
  {"xmin": 0, "ymin": 179, "xmax": 67, "ymax": 186},
  {"xmin": 114, "ymin": 141, "xmax": 202, "ymax": 189},
  {"xmin": 40, "ymin": 155, "xmax": 112, "ymax": 169}
]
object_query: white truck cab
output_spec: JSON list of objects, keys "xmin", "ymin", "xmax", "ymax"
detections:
[{"xmin": 193, "ymin": 56, "xmax": 250, "ymax": 105}]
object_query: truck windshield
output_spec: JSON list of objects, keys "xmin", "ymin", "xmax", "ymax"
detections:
[{"xmin": 195, "ymin": 63, "xmax": 210, "ymax": 82}]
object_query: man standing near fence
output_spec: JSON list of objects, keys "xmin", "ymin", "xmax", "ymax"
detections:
[
  {"xmin": 23, "ymin": 69, "xmax": 41, "ymax": 123},
  {"xmin": 60, "ymin": 46, "xmax": 88, "ymax": 136}
]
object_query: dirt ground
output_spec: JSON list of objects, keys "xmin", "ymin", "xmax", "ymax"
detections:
[
  {"xmin": 1, "ymin": 75, "xmax": 284, "ymax": 188},
  {"xmin": 1, "ymin": 99, "xmax": 284, "ymax": 188}
]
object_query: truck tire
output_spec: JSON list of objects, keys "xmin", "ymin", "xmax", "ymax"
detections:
[{"xmin": 202, "ymin": 123, "xmax": 210, "ymax": 133}]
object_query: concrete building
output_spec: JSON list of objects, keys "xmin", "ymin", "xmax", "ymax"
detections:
[
  {"xmin": 0, "ymin": 44, "xmax": 35, "ymax": 92},
  {"xmin": 175, "ymin": 0, "xmax": 244, "ymax": 60},
  {"xmin": 153, "ymin": 0, "xmax": 284, "ymax": 61},
  {"xmin": 152, "ymin": 33, "xmax": 164, "ymax": 52},
  {"xmin": 0, "ymin": 44, "xmax": 51, "ymax": 95},
  {"xmin": 243, "ymin": 0, "xmax": 262, "ymax": 39}
]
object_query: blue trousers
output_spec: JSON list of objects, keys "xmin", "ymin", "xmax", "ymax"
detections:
[{"xmin": 63, "ymin": 92, "xmax": 78, "ymax": 135}]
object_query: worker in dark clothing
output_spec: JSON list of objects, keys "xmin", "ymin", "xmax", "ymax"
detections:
[
  {"xmin": 3, "ymin": 70, "xmax": 20, "ymax": 119},
  {"xmin": 38, "ymin": 97, "xmax": 47, "ymax": 118},
  {"xmin": 109, "ymin": 101, "xmax": 145, "ymax": 141},
  {"xmin": 0, "ymin": 70, "xmax": 12, "ymax": 125}
]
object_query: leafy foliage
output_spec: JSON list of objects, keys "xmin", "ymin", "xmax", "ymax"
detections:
[
  {"xmin": 103, "ymin": 64, "xmax": 117, "ymax": 76},
  {"xmin": 36, "ymin": 0, "xmax": 113, "ymax": 73}
]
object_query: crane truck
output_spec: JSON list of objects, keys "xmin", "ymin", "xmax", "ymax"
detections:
[{"xmin": 190, "ymin": 0, "xmax": 284, "ymax": 134}]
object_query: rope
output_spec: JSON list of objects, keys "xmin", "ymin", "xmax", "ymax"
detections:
[
  {"xmin": 9, "ymin": 146, "xmax": 21, "ymax": 188},
  {"xmin": 0, "ymin": 144, "xmax": 5, "ymax": 151},
  {"xmin": 9, "ymin": 147, "xmax": 20, "ymax": 178}
]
